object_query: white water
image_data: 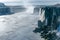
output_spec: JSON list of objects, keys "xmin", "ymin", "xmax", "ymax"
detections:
[{"xmin": 0, "ymin": 12, "xmax": 44, "ymax": 40}]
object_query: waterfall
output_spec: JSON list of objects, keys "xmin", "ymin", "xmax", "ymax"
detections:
[{"xmin": 39, "ymin": 8, "xmax": 45, "ymax": 22}]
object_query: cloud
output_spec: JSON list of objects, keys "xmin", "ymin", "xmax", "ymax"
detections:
[
  {"xmin": 0, "ymin": 0, "xmax": 60, "ymax": 5},
  {"xmin": 0, "ymin": 0, "xmax": 22, "ymax": 2}
]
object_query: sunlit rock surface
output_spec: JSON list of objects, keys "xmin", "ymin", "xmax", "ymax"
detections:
[{"xmin": 0, "ymin": 12, "xmax": 44, "ymax": 40}]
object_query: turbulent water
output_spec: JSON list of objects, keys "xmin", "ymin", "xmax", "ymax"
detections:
[{"xmin": 0, "ymin": 12, "xmax": 44, "ymax": 40}]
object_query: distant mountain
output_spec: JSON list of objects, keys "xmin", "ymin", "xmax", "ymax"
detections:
[
  {"xmin": 0, "ymin": 3, "xmax": 26, "ymax": 15},
  {"xmin": 0, "ymin": 3, "xmax": 5, "ymax": 7},
  {"xmin": 53, "ymin": 4, "xmax": 60, "ymax": 7},
  {"xmin": 7, "ymin": 5, "xmax": 26, "ymax": 13}
]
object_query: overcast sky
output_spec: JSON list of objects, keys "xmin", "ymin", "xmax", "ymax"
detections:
[{"xmin": 0, "ymin": 0, "xmax": 60, "ymax": 5}]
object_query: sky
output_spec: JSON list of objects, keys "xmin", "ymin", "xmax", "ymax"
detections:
[{"xmin": 0, "ymin": 0, "xmax": 60, "ymax": 5}]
